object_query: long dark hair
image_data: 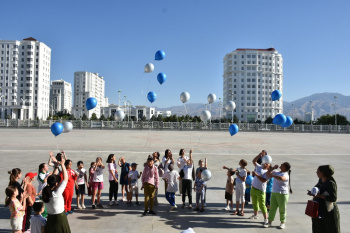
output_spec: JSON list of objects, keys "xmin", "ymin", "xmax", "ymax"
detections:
[
  {"xmin": 8, "ymin": 168, "xmax": 21, "ymax": 186},
  {"xmin": 283, "ymin": 162, "xmax": 292, "ymax": 194},
  {"xmin": 5, "ymin": 186, "xmax": 17, "ymax": 206},
  {"xmin": 179, "ymin": 149, "xmax": 185, "ymax": 156},
  {"xmin": 38, "ymin": 163, "xmax": 45, "ymax": 174},
  {"xmin": 106, "ymin": 154, "xmax": 115, "ymax": 163},
  {"xmin": 42, "ymin": 175, "xmax": 62, "ymax": 203},
  {"xmin": 165, "ymin": 149, "xmax": 171, "ymax": 159}
]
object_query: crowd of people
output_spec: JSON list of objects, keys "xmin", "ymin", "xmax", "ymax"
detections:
[{"xmin": 5, "ymin": 149, "xmax": 340, "ymax": 233}]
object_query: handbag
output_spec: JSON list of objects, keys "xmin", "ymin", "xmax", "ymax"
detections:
[
  {"xmin": 179, "ymin": 169, "xmax": 184, "ymax": 178},
  {"xmin": 158, "ymin": 163, "xmax": 165, "ymax": 177},
  {"xmin": 305, "ymin": 200, "xmax": 319, "ymax": 218}
]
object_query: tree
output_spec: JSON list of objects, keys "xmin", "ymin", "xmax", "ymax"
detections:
[
  {"xmin": 90, "ymin": 113, "xmax": 98, "ymax": 121},
  {"xmin": 108, "ymin": 115, "xmax": 115, "ymax": 121},
  {"xmin": 315, "ymin": 114, "xmax": 349, "ymax": 125},
  {"xmin": 82, "ymin": 113, "xmax": 89, "ymax": 121},
  {"xmin": 156, "ymin": 114, "xmax": 163, "ymax": 122},
  {"xmin": 265, "ymin": 116, "xmax": 273, "ymax": 124},
  {"xmin": 99, "ymin": 114, "xmax": 106, "ymax": 121},
  {"xmin": 150, "ymin": 115, "xmax": 157, "ymax": 121}
]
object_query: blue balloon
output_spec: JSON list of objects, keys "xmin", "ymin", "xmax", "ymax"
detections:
[
  {"xmin": 273, "ymin": 114, "xmax": 287, "ymax": 125},
  {"xmin": 147, "ymin": 91, "xmax": 157, "ymax": 103},
  {"xmin": 271, "ymin": 90, "xmax": 282, "ymax": 101},
  {"xmin": 157, "ymin": 73, "xmax": 167, "ymax": 85},
  {"xmin": 86, "ymin": 97, "xmax": 97, "ymax": 110},
  {"xmin": 51, "ymin": 122, "xmax": 63, "ymax": 136},
  {"xmin": 229, "ymin": 124, "xmax": 239, "ymax": 136},
  {"xmin": 155, "ymin": 50, "xmax": 166, "ymax": 61},
  {"xmin": 282, "ymin": 116, "xmax": 293, "ymax": 128}
]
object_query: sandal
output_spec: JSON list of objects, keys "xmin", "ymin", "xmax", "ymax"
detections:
[
  {"xmin": 230, "ymin": 211, "xmax": 239, "ymax": 215},
  {"xmin": 239, "ymin": 212, "xmax": 244, "ymax": 216}
]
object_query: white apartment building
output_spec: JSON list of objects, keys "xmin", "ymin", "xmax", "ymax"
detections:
[
  {"xmin": 223, "ymin": 48, "xmax": 283, "ymax": 122},
  {"xmin": 0, "ymin": 37, "xmax": 51, "ymax": 120},
  {"xmin": 73, "ymin": 71, "xmax": 108, "ymax": 119},
  {"xmin": 50, "ymin": 79, "xmax": 72, "ymax": 114}
]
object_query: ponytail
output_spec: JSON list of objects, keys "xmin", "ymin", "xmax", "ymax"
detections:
[
  {"xmin": 38, "ymin": 163, "xmax": 45, "ymax": 174},
  {"xmin": 8, "ymin": 168, "xmax": 21, "ymax": 186},
  {"xmin": 5, "ymin": 186, "xmax": 17, "ymax": 206},
  {"xmin": 42, "ymin": 175, "xmax": 61, "ymax": 203},
  {"xmin": 288, "ymin": 169, "xmax": 292, "ymax": 194}
]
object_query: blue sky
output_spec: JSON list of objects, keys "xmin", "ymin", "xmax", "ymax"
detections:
[{"xmin": 1, "ymin": 0, "xmax": 349, "ymax": 107}]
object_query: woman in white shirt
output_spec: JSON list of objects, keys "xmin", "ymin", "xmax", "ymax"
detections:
[
  {"xmin": 42, "ymin": 158, "xmax": 71, "ymax": 233},
  {"xmin": 265, "ymin": 162, "xmax": 292, "ymax": 229}
]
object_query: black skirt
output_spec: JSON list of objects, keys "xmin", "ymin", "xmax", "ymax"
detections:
[{"xmin": 45, "ymin": 212, "xmax": 71, "ymax": 233}]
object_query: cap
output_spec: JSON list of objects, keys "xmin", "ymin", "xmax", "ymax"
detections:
[
  {"xmin": 131, "ymin": 163, "xmax": 138, "ymax": 166},
  {"xmin": 25, "ymin": 172, "xmax": 38, "ymax": 179}
]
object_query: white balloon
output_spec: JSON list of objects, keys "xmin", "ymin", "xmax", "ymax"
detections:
[
  {"xmin": 201, "ymin": 169, "xmax": 212, "ymax": 181},
  {"xmin": 63, "ymin": 122, "xmax": 73, "ymax": 133},
  {"xmin": 180, "ymin": 92, "xmax": 190, "ymax": 103},
  {"xmin": 207, "ymin": 93, "xmax": 216, "ymax": 104},
  {"xmin": 225, "ymin": 101, "xmax": 236, "ymax": 111},
  {"xmin": 261, "ymin": 155, "xmax": 272, "ymax": 164},
  {"xmin": 200, "ymin": 110, "xmax": 211, "ymax": 121},
  {"xmin": 144, "ymin": 63, "xmax": 154, "ymax": 73},
  {"xmin": 115, "ymin": 110, "xmax": 125, "ymax": 122},
  {"xmin": 181, "ymin": 228, "xmax": 195, "ymax": 233}
]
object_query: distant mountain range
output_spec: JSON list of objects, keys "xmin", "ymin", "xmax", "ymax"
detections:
[{"xmin": 157, "ymin": 92, "xmax": 350, "ymax": 120}]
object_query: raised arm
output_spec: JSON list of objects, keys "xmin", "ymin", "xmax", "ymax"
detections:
[
  {"xmin": 252, "ymin": 153, "xmax": 261, "ymax": 166},
  {"xmin": 60, "ymin": 158, "xmax": 68, "ymax": 183},
  {"xmin": 189, "ymin": 150, "xmax": 193, "ymax": 165},
  {"xmin": 48, "ymin": 151, "xmax": 55, "ymax": 167}
]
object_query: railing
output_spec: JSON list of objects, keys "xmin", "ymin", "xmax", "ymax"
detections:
[{"xmin": 0, "ymin": 119, "xmax": 349, "ymax": 134}]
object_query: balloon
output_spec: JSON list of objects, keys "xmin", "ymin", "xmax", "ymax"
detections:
[
  {"xmin": 157, "ymin": 73, "xmax": 166, "ymax": 85},
  {"xmin": 180, "ymin": 92, "xmax": 190, "ymax": 103},
  {"xmin": 114, "ymin": 110, "xmax": 125, "ymax": 122},
  {"xmin": 282, "ymin": 116, "xmax": 293, "ymax": 128},
  {"xmin": 144, "ymin": 63, "xmax": 154, "ymax": 73},
  {"xmin": 229, "ymin": 124, "xmax": 239, "ymax": 136},
  {"xmin": 200, "ymin": 110, "xmax": 211, "ymax": 121},
  {"xmin": 271, "ymin": 90, "xmax": 282, "ymax": 101},
  {"xmin": 207, "ymin": 93, "xmax": 216, "ymax": 104},
  {"xmin": 181, "ymin": 228, "xmax": 195, "ymax": 233},
  {"xmin": 63, "ymin": 122, "xmax": 73, "ymax": 133},
  {"xmin": 273, "ymin": 114, "xmax": 287, "ymax": 125},
  {"xmin": 86, "ymin": 97, "xmax": 97, "ymax": 110},
  {"xmin": 311, "ymin": 187, "xmax": 319, "ymax": 196},
  {"xmin": 261, "ymin": 155, "xmax": 272, "ymax": 164},
  {"xmin": 201, "ymin": 169, "xmax": 212, "ymax": 181},
  {"xmin": 225, "ymin": 101, "xmax": 236, "ymax": 111},
  {"xmin": 147, "ymin": 91, "xmax": 157, "ymax": 103},
  {"xmin": 155, "ymin": 50, "xmax": 166, "ymax": 61},
  {"xmin": 51, "ymin": 122, "xmax": 63, "ymax": 136}
]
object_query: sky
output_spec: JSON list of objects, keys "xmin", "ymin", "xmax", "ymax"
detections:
[{"xmin": 1, "ymin": 0, "xmax": 350, "ymax": 108}]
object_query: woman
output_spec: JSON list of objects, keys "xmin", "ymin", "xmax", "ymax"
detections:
[
  {"xmin": 42, "ymin": 158, "xmax": 71, "ymax": 233},
  {"xmin": 250, "ymin": 153, "xmax": 270, "ymax": 226},
  {"xmin": 309, "ymin": 165, "xmax": 340, "ymax": 233},
  {"xmin": 265, "ymin": 162, "xmax": 292, "ymax": 229},
  {"xmin": 177, "ymin": 149, "xmax": 188, "ymax": 196}
]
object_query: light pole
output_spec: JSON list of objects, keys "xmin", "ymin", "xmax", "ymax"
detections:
[
  {"xmin": 219, "ymin": 97, "xmax": 222, "ymax": 120},
  {"xmin": 334, "ymin": 96, "xmax": 337, "ymax": 125},
  {"xmin": 231, "ymin": 93, "xmax": 234, "ymax": 123},
  {"xmin": 291, "ymin": 104, "xmax": 294, "ymax": 119},
  {"xmin": 118, "ymin": 90, "xmax": 122, "ymax": 107}
]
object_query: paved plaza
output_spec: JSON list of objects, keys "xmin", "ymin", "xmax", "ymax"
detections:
[{"xmin": 0, "ymin": 128, "xmax": 349, "ymax": 233}]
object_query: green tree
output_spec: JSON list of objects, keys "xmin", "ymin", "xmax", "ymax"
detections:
[
  {"xmin": 99, "ymin": 114, "xmax": 106, "ymax": 121},
  {"xmin": 90, "ymin": 113, "xmax": 98, "ymax": 121},
  {"xmin": 265, "ymin": 116, "xmax": 273, "ymax": 124},
  {"xmin": 315, "ymin": 114, "xmax": 349, "ymax": 125},
  {"xmin": 150, "ymin": 115, "xmax": 157, "ymax": 121},
  {"xmin": 82, "ymin": 113, "xmax": 89, "ymax": 121},
  {"xmin": 157, "ymin": 114, "xmax": 163, "ymax": 122}
]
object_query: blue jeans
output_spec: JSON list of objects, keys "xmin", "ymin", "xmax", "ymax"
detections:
[{"xmin": 166, "ymin": 192, "xmax": 176, "ymax": 206}]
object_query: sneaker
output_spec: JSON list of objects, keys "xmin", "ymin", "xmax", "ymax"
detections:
[
  {"xmin": 109, "ymin": 201, "xmax": 114, "ymax": 206},
  {"xmin": 77, "ymin": 204, "xmax": 82, "ymax": 209},
  {"xmin": 188, "ymin": 204, "xmax": 192, "ymax": 209},
  {"xmin": 182, "ymin": 204, "xmax": 185, "ymax": 209},
  {"xmin": 204, "ymin": 203, "xmax": 206, "ymax": 207},
  {"xmin": 200, "ymin": 208, "xmax": 205, "ymax": 212},
  {"xmin": 193, "ymin": 207, "xmax": 200, "ymax": 211},
  {"xmin": 278, "ymin": 223, "xmax": 285, "ymax": 229},
  {"xmin": 142, "ymin": 211, "xmax": 147, "ymax": 216},
  {"xmin": 149, "ymin": 210, "xmax": 157, "ymax": 215},
  {"xmin": 173, "ymin": 205, "xmax": 177, "ymax": 209},
  {"xmin": 114, "ymin": 200, "xmax": 119, "ymax": 206},
  {"xmin": 92, "ymin": 204, "xmax": 96, "ymax": 209},
  {"xmin": 82, "ymin": 204, "xmax": 86, "ymax": 209},
  {"xmin": 249, "ymin": 215, "xmax": 258, "ymax": 219},
  {"xmin": 224, "ymin": 206, "xmax": 230, "ymax": 211},
  {"xmin": 170, "ymin": 206, "xmax": 177, "ymax": 211},
  {"xmin": 136, "ymin": 202, "xmax": 141, "ymax": 206},
  {"xmin": 67, "ymin": 210, "xmax": 74, "ymax": 214},
  {"xmin": 263, "ymin": 219, "xmax": 269, "ymax": 228},
  {"xmin": 97, "ymin": 204, "xmax": 104, "ymax": 208}
]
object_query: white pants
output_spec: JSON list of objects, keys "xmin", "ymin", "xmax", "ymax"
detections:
[
  {"xmin": 10, "ymin": 217, "xmax": 23, "ymax": 231},
  {"xmin": 235, "ymin": 183, "xmax": 246, "ymax": 203}
]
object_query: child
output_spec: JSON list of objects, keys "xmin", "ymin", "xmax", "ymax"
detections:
[
  {"xmin": 8, "ymin": 168, "xmax": 27, "ymax": 201},
  {"xmin": 23, "ymin": 172, "xmax": 38, "ymax": 232},
  {"xmin": 118, "ymin": 157, "xmax": 131, "ymax": 201},
  {"xmin": 107, "ymin": 154, "xmax": 119, "ymax": 206},
  {"xmin": 181, "ymin": 150, "xmax": 194, "ymax": 209},
  {"xmin": 75, "ymin": 161, "xmax": 88, "ymax": 209},
  {"xmin": 245, "ymin": 171, "xmax": 253, "ymax": 206},
  {"xmin": 193, "ymin": 170, "xmax": 206, "ymax": 212},
  {"xmin": 37, "ymin": 163, "xmax": 51, "ymax": 218},
  {"xmin": 60, "ymin": 159, "xmax": 78, "ymax": 214},
  {"xmin": 30, "ymin": 201, "xmax": 46, "ymax": 233},
  {"xmin": 231, "ymin": 159, "xmax": 248, "ymax": 216},
  {"xmin": 88, "ymin": 162, "xmax": 96, "ymax": 198},
  {"xmin": 163, "ymin": 163, "xmax": 180, "ymax": 210},
  {"xmin": 128, "ymin": 163, "xmax": 142, "ymax": 206},
  {"xmin": 196, "ymin": 158, "xmax": 208, "ymax": 206},
  {"xmin": 5, "ymin": 186, "xmax": 29, "ymax": 233},
  {"xmin": 92, "ymin": 157, "xmax": 105, "ymax": 209},
  {"xmin": 222, "ymin": 167, "xmax": 235, "ymax": 211}
]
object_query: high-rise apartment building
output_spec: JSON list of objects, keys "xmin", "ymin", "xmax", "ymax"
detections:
[
  {"xmin": 223, "ymin": 48, "xmax": 283, "ymax": 122},
  {"xmin": 0, "ymin": 37, "xmax": 51, "ymax": 120},
  {"xmin": 50, "ymin": 79, "xmax": 72, "ymax": 114},
  {"xmin": 73, "ymin": 71, "xmax": 108, "ymax": 118}
]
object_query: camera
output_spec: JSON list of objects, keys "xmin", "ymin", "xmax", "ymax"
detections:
[{"xmin": 56, "ymin": 153, "xmax": 62, "ymax": 162}]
